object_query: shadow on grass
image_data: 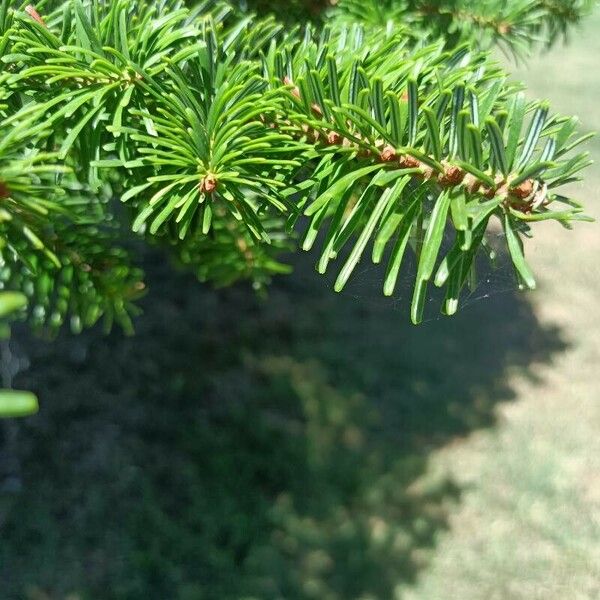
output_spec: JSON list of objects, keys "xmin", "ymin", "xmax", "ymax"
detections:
[{"xmin": 0, "ymin": 250, "xmax": 567, "ymax": 599}]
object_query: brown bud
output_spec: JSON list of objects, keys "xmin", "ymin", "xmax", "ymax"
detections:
[
  {"xmin": 380, "ymin": 145, "xmax": 397, "ymax": 162},
  {"xmin": 497, "ymin": 22, "xmax": 511, "ymax": 35},
  {"xmin": 438, "ymin": 164, "xmax": 465, "ymax": 187},
  {"xmin": 327, "ymin": 131, "xmax": 342, "ymax": 145},
  {"xmin": 0, "ymin": 181, "xmax": 10, "ymax": 199},
  {"xmin": 399, "ymin": 155, "xmax": 421, "ymax": 169},
  {"xmin": 511, "ymin": 179, "xmax": 535, "ymax": 199},
  {"xmin": 482, "ymin": 185, "xmax": 497, "ymax": 199},
  {"xmin": 508, "ymin": 198, "xmax": 534, "ymax": 214},
  {"xmin": 200, "ymin": 174, "xmax": 217, "ymax": 194}
]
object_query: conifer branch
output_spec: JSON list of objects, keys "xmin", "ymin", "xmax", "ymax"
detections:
[
  {"xmin": 334, "ymin": 0, "xmax": 596, "ymax": 55},
  {"xmin": 0, "ymin": 0, "xmax": 594, "ymax": 329}
]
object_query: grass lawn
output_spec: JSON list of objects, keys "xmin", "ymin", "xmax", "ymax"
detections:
[
  {"xmin": 0, "ymin": 10, "xmax": 599, "ymax": 600},
  {"xmin": 405, "ymin": 11, "xmax": 600, "ymax": 600}
]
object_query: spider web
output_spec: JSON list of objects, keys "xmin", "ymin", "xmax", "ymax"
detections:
[{"xmin": 298, "ymin": 224, "xmax": 523, "ymax": 323}]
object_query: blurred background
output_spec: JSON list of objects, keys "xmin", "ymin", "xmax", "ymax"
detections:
[{"xmin": 1, "ymin": 4, "xmax": 599, "ymax": 600}]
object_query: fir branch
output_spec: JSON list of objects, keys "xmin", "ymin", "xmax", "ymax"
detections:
[
  {"xmin": 333, "ymin": 0, "xmax": 597, "ymax": 55},
  {"xmin": 0, "ymin": 0, "xmax": 595, "ymax": 328}
]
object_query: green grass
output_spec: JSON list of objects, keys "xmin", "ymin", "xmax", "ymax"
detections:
[
  {"xmin": 1, "ymin": 12, "xmax": 600, "ymax": 600},
  {"xmin": 403, "ymin": 11, "xmax": 600, "ymax": 600}
]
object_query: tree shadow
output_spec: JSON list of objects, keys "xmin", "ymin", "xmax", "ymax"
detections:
[{"xmin": 0, "ymin": 248, "xmax": 567, "ymax": 599}]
